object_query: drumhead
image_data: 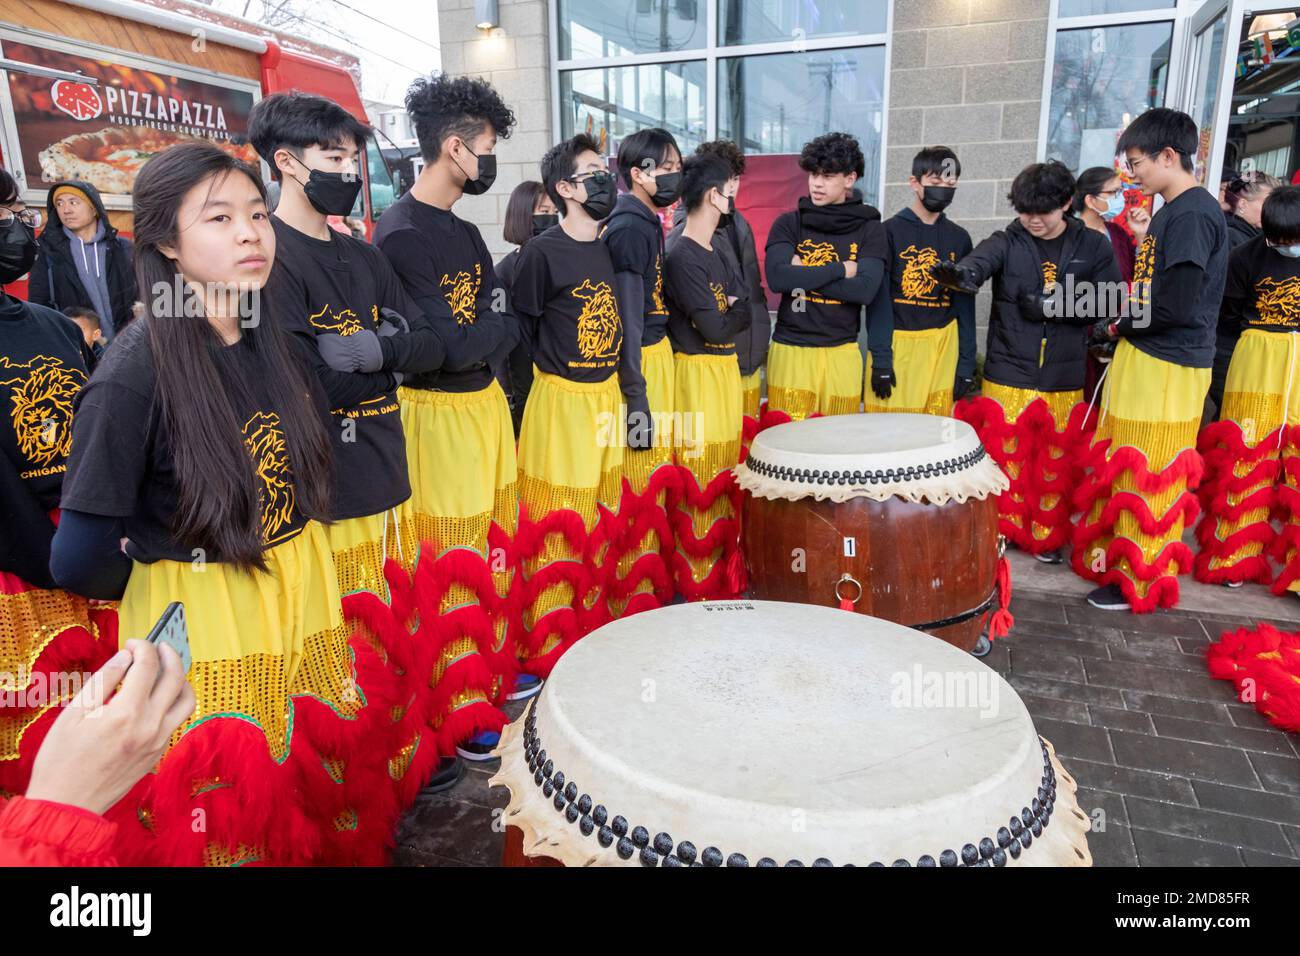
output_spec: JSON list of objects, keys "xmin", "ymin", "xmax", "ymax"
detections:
[
  {"xmin": 736, "ymin": 413, "xmax": 1008, "ymax": 504},
  {"xmin": 492, "ymin": 601, "xmax": 1090, "ymax": 867}
]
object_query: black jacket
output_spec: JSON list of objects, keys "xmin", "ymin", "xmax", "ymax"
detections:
[
  {"xmin": 1225, "ymin": 212, "xmax": 1259, "ymax": 252},
  {"xmin": 27, "ymin": 180, "xmax": 137, "ymax": 334},
  {"xmin": 958, "ymin": 217, "xmax": 1121, "ymax": 392},
  {"xmin": 669, "ymin": 204, "xmax": 771, "ymax": 377}
]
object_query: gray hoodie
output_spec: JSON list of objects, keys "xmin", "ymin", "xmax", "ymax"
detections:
[{"xmin": 62, "ymin": 218, "xmax": 114, "ymax": 338}]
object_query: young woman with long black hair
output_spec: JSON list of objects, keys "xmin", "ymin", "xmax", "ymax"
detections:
[{"xmin": 50, "ymin": 143, "xmax": 387, "ymax": 865}]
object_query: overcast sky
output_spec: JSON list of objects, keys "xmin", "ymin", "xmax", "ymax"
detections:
[{"xmin": 209, "ymin": 0, "xmax": 442, "ymax": 104}]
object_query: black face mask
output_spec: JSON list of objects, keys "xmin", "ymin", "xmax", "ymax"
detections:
[
  {"xmin": 458, "ymin": 143, "xmax": 497, "ymax": 196},
  {"xmin": 0, "ymin": 218, "xmax": 37, "ymax": 285},
  {"xmin": 532, "ymin": 213, "xmax": 559, "ymax": 236},
  {"xmin": 649, "ymin": 171, "xmax": 682, "ymax": 208},
  {"xmin": 717, "ymin": 195, "xmax": 736, "ymax": 229},
  {"xmin": 577, "ymin": 173, "xmax": 616, "ymax": 221},
  {"xmin": 921, "ymin": 185, "xmax": 956, "ymax": 214},
  {"xmin": 291, "ymin": 157, "xmax": 363, "ymax": 217}
]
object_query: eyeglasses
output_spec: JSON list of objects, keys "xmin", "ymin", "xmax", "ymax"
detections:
[
  {"xmin": 0, "ymin": 207, "xmax": 41, "ymax": 228},
  {"xmin": 566, "ymin": 170, "xmax": 613, "ymax": 186}
]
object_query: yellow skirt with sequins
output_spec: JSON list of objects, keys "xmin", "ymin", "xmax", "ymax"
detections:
[
  {"xmin": 864, "ymin": 321, "xmax": 959, "ymax": 416},
  {"xmin": 766, "ymin": 340, "xmax": 862, "ymax": 420},
  {"xmin": 117, "ymin": 520, "xmax": 357, "ymax": 764}
]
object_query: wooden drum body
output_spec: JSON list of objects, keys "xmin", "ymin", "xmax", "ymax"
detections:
[{"xmin": 737, "ymin": 414, "xmax": 1009, "ymax": 653}]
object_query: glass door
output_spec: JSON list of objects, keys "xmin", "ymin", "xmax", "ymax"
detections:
[{"xmin": 1180, "ymin": 0, "xmax": 1236, "ymax": 187}]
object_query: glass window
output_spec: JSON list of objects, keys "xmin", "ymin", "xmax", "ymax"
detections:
[
  {"xmin": 717, "ymin": 45, "xmax": 886, "ymax": 202},
  {"xmin": 559, "ymin": 61, "xmax": 706, "ymax": 153},
  {"xmin": 1058, "ymin": 1, "xmax": 1175, "ymax": 16},
  {"xmin": 718, "ymin": 0, "xmax": 887, "ymax": 47},
  {"xmin": 366, "ymin": 138, "xmax": 398, "ymax": 220},
  {"xmin": 1188, "ymin": 11, "xmax": 1227, "ymax": 184},
  {"xmin": 558, "ymin": 0, "xmax": 705, "ymax": 60},
  {"xmin": 1046, "ymin": 22, "xmax": 1174, "ymax": 172}
]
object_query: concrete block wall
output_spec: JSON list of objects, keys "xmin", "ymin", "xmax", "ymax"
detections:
[
  {"xmin": 437, "ymin": 0, "xmax": 553, "ymax": 257},
  {"xmin": 885, "ymin": 0, "xmax": 1050, "ymax": 353}
]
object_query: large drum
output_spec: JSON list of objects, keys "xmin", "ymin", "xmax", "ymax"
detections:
[
  {"xmin": 491, "ymin": 601, "xmax": 1091, "ymax": 867},
  {"xmin": 737, "ymin": 414, "xmax": 1009, "ymax": 652}
]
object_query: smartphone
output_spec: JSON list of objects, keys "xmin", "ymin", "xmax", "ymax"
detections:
[{"xmin": 145, "ymin": 601, "xmax": 191, "ymax": 674}]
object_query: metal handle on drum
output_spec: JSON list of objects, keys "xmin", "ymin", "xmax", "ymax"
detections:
[
  {"xmin": 997, "ymin": 535, "xmax": 1007, "ymax": 559},
  {"xmin": 835, "ymin": 573, "xmax": 862, "ymax": 611}
]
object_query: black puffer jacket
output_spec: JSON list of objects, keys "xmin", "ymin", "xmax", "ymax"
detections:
[
  {"xmin": 669, "ymin": 205, "xmax": 771, "ymax": 377},
  {"xmin": 959, "ymin": 216, "xmax": 1120, "ymax": 392},
  {"xmin": 27, "ymin": 180, "xmax": 137, "ymax": 335}
]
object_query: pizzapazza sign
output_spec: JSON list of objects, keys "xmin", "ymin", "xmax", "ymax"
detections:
[{"xmin": 0, "ymin": 34, "xmax": 257, "ymax": 202}]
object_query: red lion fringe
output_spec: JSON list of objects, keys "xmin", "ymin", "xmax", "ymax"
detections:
[
  {"xmin": 1207, "ymin": 623, "xmax": 1300, "ymax": 733},
  {"xmin": 1072, "ymin": 446, "xmax": 1203, "ymax": 514},
  {"xmin": 1068, "ymin": 533, "xmax": 1193, "ymax": 613},
  {"xmin": 758, "ymin": 407, "xmax": 792, "ymax": 432},
  {"xmin": 108, "ymin": 715, "xmax": 329, "ymax": 866}
]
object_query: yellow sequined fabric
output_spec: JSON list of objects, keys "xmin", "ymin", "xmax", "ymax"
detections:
[
  {"xmin": 766, "ymin": 341, "xmax": 863, "ymax": 421},
  {"xmin": 741, "ymin": 369, "xmax": 763, "ymax": 421}
]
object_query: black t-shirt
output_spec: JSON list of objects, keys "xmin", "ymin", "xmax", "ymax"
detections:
[
  {"xmin": 510, "ymin": 225, "xmax": 624, "ymax": 382},
  {"xmin": 886, "ymin": 212, "xmax": 973, "ymax": 332},
  {"xmin": 665, "ymin": 235, "xmax": 749, "ymax": 356},
  {"xmin": 61, "ymin": 320, "xmax": 315, "ymax": 563},
  {"xmin": 0, "ymin": 294, "xmax": 89, "ymax": 512},
  {"xmin": 264, "ymin": 218, "xmax": 411, "ymax": 521},
  {"xmin": 1129, "ymin": 186, "xmax": 1228, "ymax": 368},
  {"xmin": 1033, "ymin": 233, "xmax": 1067, "ymax": 288},
  {"xmin": 768, "ymin": 204, "xmax": 889, "ymax": 347},
  {"xmin": 602, "ymin": 196, "xmax": 670, "ymax": 345},
  {"xmin": 1223, "ymin": 235, "xmax": 1300, "ymax": 333},
  {"xmin": 373, "ymin": 191, "xmax": 510, "ymax": 393}
]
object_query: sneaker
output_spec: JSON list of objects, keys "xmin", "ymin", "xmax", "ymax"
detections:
[
  {"xmin": 456, "ymin": 730, "xmax": 502, "ymax": 762},
  {"xmin": 1033, "ymin": 549, "xmax": 1064, "ymax": 565},
  {"xmin": 507, "ymin": 674, "xmax": 543, "ymax": 701},
  {"xmin": 1222, "ymin": 580, "xmax": 1244, "ymax": 589},
  {"xmin": 1086, "ymin": 584, "xmax": 1130, "ymax": 611},
  {"xmin": 421, "ymin": 756, "xmax": 465, "ymax": 795}
]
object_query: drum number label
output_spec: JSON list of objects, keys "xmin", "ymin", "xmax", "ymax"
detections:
[{"xmin": 843, "ymin": 537, "xmax": 857, "ymax": 558}]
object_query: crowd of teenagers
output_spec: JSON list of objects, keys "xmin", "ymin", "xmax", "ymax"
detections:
[{"xmin": 0, "ymin": 66, "xmax": 1296, "ymax": 864}]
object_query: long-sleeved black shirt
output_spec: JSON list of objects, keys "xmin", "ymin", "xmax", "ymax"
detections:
[
  {"xmin": 373, "ymin": 191, "xmax": 519, "ymax": 392},
  {"xmin": 665, "ymin": 232, "xmax": 751, "ymax": 356}
]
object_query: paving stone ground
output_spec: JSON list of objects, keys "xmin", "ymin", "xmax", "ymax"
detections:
[{"xmin": 394, "ymin": 565, "xmax": 1300, "ymax": 867}]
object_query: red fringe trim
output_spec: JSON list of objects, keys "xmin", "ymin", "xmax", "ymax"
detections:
[{"xmin": 1207, "ymin": 623, "xmax": 1300, "ymax": 734}]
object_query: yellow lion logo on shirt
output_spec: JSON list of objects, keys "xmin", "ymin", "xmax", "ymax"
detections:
[
  {"xmin": 898, "ymin": 245, "xmax": 943, "ymax": 300},
  {"xmin": 572, "ymin": 279, "xmax": 622, "ymax": 360},
  {"xmin": 1, "ymin": 355, "xmax": 85, "ymax": 469},
  {"xmin": 242, "ymin": 411, "xmax": 295, "ymax": 544},
  {"xmin": 1130, "ymin": 235, "xmax": 1155, "ymax": 309},
  {"xmin": 1255, "ymin": 276, "xmax": 1300, "ymax": 328},
  {"xmin": 308, "ymin": 304, "xmax": 365, "ymax": 337},
  {"xmin": 710, "ymin": 281, "xmax": 730, "ymax": 312},
  {"xmin": 441, "ymin": 262, "xmax": 482, "ymax": 326},
  {"xmin": 797, "ymin": 239, "xmax": 839, "ymax": 267}
]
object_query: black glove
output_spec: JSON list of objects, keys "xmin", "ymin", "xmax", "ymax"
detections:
[
  {"xmin": 929, "ymin": 261, "xmax": 980, "ymax": 295},
  {"xmin": 1018, "ymin": 288, "xmax": 1062, "ymax": 324},
  {"xmin": 626, "ymin": 408, "xmax": 654, "ymax": 451},
  {"xmin": 953, "ymin": 375, "xmax": 976, "ymax": 401},
  {"xmin": 870, "ymin": 367, "xmax": 896, "ymax": 401},
  {"xmin": 377, "ymin": 307, "xmax": 410, "ymax": 337},
  {"xmin": 316, "ymin": 329, "xmax": 384, "ymax": 373},
  {"xmin": 1086, "ymin": 319, "xmax": 1117, "ymax": 347}
]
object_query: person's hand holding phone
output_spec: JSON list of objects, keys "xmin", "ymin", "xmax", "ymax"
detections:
[{"xmin": 26, "ymin": 640, "xmax": 195, "ymax": 816}]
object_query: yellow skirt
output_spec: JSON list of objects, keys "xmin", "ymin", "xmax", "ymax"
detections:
[
  {"xmin": 517, "ymin": 369, "xmax": 624, "ymax": 667},
  {"xmin": 766, "ymin": 341, "xmax": 862, "ymax": 421},
  {"xmin": 326, "ymin": 503, "xmax": 417, "ymax": 603},
  {"xmin": 741, "ymin": 368, "xmax": 763, "ymax": 421},
  {"xmin": 1073, "ymin": 340, "xmax": 1211, "ymax": 611},
  {"xmin": 1199, "ymin": 330, "xmax": 1300, "ymax": 588},
  {"xmin": 117, "ymin": 521, "xmax": 357, "ymax": 763},
  {"xmin": 673, "ymin": 352, "xmax": 743, "ymax": 594},
  {"xmin": 864, "ymin": 322, "xmax": 958, "ymax": 415}
]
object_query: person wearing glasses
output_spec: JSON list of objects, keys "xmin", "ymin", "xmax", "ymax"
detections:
[
  {"xmin": 1197, "ymin": 185, "xmax": 1300, "ymax": 594},
  {"xmin": 373, "ymin": 73, "xmax": 521, "ymax": 774},
  {"xmin": 27, "ymin": 179, "xmax": 136, "ymax": 341},
  {"xmin": 510, "ymin": 133, "xmax": 631, "ymax": 674},
  {"xmin": 1074, "ymin": 108, "xmax": 1229, "ymax": 613},
  {"xmin": 1074, "ymin": 167, "xmax": 1138, "ymax": 283}
]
